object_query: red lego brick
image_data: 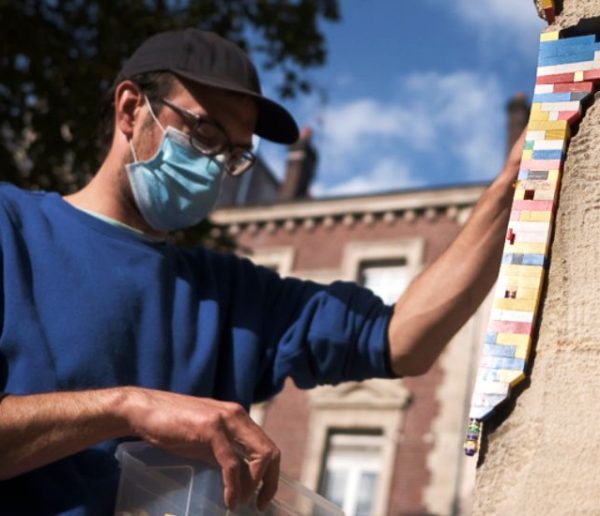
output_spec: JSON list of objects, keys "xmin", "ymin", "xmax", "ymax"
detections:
[
  {"xmin": 583, "ymin": 70, "xmax": 600, "ymax": 82},
  {"xmin": 488, "ymin": 320, "xmax": 533, "ymax": 335},
  {"xmin": 536, "ymin": 73, "xmax": 576, "ymax": 85},
  {"xmin": 558, "ymin": 110, "xmax": 581, "ymax": 124},
  {"xmin": 512, "ymin": 200, "xmax": 555, "ymax": 212},
  {"xmin": 553, "ymin": 82, "xmax": 594, "ymax": 93}
]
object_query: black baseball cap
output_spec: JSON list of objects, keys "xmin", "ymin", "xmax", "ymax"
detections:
[{"xmin": 116, "ymin": 28, "xmax": 299, "ymax": 144}]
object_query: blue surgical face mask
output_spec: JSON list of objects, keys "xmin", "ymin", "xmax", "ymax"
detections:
[{"xmin": 126, "ymin": 99, "xmax": 225, "ymax": 232}]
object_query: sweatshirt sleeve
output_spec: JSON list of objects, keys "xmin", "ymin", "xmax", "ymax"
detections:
[{"xmin": 252, "ymin": 265, "xmax": 396, "ymax": 401}]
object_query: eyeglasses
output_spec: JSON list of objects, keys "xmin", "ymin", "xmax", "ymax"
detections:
[{"xmin": 160, "ymin": 98, "xmax": 256, "ymax": 176}]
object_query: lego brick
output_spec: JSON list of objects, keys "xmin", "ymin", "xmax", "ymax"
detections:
[
  {"xmin": 530, "ymin": 111, "xmax": 550, "ymax": 121},
  {"xmin": 558, "ymin": 110, "xmax": 581, "ymax": 123},
  {"xmin": 548, "ymin": 111, "xmax": 560, "ymax": 121},
  {"xmin": 508, "ymin": 220, "xmax": 552, "ymax": 233},
  {"xmin": 540, "ymin": 100, "xmax": 582, "ymax": 112},
  {"xmin": 537, "ymin": 60, "xmax": 600, "ymax": 77},
  {"xmin": 524, "ymin": 140, "xmax": 535, "ymax": 150},
  {"xmin": 536, "ymin": 72, "xmax": 576, "ymax": 85},
  {"xmin": 500, "ymin": 264, "xmax": 545, "ymax": 279},
  {"xmin": 510, "ymin": 210, "xmax": 521, "ymax": 221},
  {"xmin": 525, "ymin": 130, "xmax": 548, "ymax": 141},
  {"xmin": 512, "ymin": 199, "xmax": 555, "ymax": 212},
  {"xmin": 553, "ymin": 81, "xmax": 594, "ymax": 93},
  {"xmin": 527, "ymin": 120, "xmax": 569, "ymax": 132},
  {"xmin": 519, "ymin": 170, "xmax": 549, "ymax": 180},
  {"xmin": 490, "ymin": 308, "xmax": 535, "ymax": 323},
  {"xmin": 493, "ymin": 297, "xmax": 539, "ymax": 312},
  {"xmin": 533, "ymin": 139, "xmax": 566, "ymax": 151},
  {"xmin": 514, "ymin": 342, "xmax": 531, "ymax": 359},
  {"xmin": 516, "ymin": 179, "xmax": 558, "ymax": 191},
  {"xmin": 583, "ymin": 69, "xmax": 600, "ymax": 81},
  {"xmin": 534, "ymin": 84, "xmax": 554, "ymax": 94},
  {"xmin": 473, "ymin": 378, "xmax": 510, "ymax": 396},
  {"xmin": 532, "ymin": 92, "xmax": 573, "ymax": 103},
  {"xmin": 540, "ymin": 31, "xmax": 560, "ymax": 42},
  {"xmin": 501, "ymin": 253, "xmax": 546, "ymax": 267},
  {"xmin": 518, "ymin": 210, "xmax": 553, "ymax": 223},
  {"xmin": 498, "ymin": 369, "xmax": 525, "ymax": 385},
  {"xmin": 483, "ymin": 342, "xmax": 516, "ymax": 358},
  {"xmin": 540, "ymin": 0, "xmax": 554, "ymax": 8},
  {"xmin": 547, "ymin": 170, "xmax": 560, "ymax": 181},
  {"xmin": 502, "ymin": 241, "xmax": 549, "ymax": 255},
  {"xmin": 521, "ymin": 149, "xmax": 533, "ymax": 161},
  {"xmin": 496, "ymin": 332, "xmax": 532, "ymax": 347},
  {"xmin": 520, "ymin": 159, "xmax": 563, "ymax": 170},
  {"xmin": 531, "ymin": 149, "xmax": 564, "ymax": 160},
  {"xmin": 575, "ymin": 71, "xmax": 585, "ymax": 82},
  {"xmin": 479, "ymin": 354, "xmax": 527, "ymax": 370},
  {"xmin": 539, "ymin": 52, "xmax": 599, "ymax": 67},
  {"xmin": 486, "ymin": 331, "xmax": 498, "ymax": 344},
  {"xmin": 488, "ymin": 320, "xmax": 533, "ymax": 336},
  {"xmin": 514, "ymin": 230, "xmax": 552, "ymax": 244},
  {"xmin": 546, "ymin": 127, "xmax": 571, "ymax": 139},
  {"xmin": 497, "ymin": 276, "xmax": 544, "ymax": 293},
  {"xmin": 469, "ymin": 406, "xmax": 493, "ymax": 420},
  {"xmin": 539, "ymin": 42, "xmax": 600, "ymax": 59}
]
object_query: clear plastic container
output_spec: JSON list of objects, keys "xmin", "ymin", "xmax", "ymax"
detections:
[{"xmin": 114, "ymin": 441, "xmax": 345, "ymax": 516}]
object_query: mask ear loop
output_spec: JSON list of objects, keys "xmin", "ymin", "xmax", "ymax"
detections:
[{"xmin": 128, "ymin": 96, "xmax": 165, "ymax": 163}]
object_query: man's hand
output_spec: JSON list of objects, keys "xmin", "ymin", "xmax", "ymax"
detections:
[
  {"xmin": 123, "ymin": 388, "xmax": 280, "ymax": 511},
  {"xmin": 0, "ymin": 387, "xmax": 280, "ymax": 512}
]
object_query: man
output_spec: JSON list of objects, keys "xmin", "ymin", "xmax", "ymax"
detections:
[{"xmin": 0, "ymin": 28, "xmax": 523, "ymax": 514}]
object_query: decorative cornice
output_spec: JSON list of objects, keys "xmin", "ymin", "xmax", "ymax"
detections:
[{"xmin": 211, "ymin": 184, "xmax": 486, "ymax": 229}]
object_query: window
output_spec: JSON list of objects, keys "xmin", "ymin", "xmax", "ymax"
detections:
[
  {"xmin": 318, "ymin": 431, "xmax": 384, "ymax": 516},
  {"xmin": 358, "ymin": 258, "xmax": 410, "ymax": 305}
]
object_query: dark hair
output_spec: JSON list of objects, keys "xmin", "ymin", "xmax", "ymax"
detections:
[{"xmin": 97, "ymin": 72, "xmax": 177, "ymax": 160}]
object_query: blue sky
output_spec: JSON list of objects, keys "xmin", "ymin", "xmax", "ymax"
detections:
[{"xmin": 256, "ymin": 0, "xmax": 545, "ymax": 197}]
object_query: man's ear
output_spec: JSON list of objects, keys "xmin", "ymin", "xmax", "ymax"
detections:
[{"xmin": 115, "ymin": 81, "xmax": 145, "ymax": 141}]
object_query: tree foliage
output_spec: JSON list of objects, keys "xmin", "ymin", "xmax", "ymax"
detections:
[{"xmin": 0, "ymin": 0, "xmax": 339, "ymax": 193}]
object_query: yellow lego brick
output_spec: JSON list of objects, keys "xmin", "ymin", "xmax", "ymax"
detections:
[
  {"xmin": 541, "ymin": 0, "xmax": 554, "ymax": 8},
  {"xmin": 500, "ymin": 264, "xmax": 545, "ymax": 279},
  {"xmin": 498, "ymin": 286, "xmax": 542, "ymax": 302},
  {"xmin": 528, "ymin": 120, "xmax": 569, "ymax": 132},
  {"xmin": 514, "ymin": 342, "xmax": 531, "ymax": 359},
  {"xmin": 531, "ymin": 103, "xmax": 542, "ymax": 112},
  {"xmin": 547, "ymin": 170, "xmax": 560, "ymax": 181},
  {"xmin": 540, "ymin": 31, "xmax": 560, "ymax": 42},
  {"xmin": 496, "ymin": 333, "xmax": 531, "ymax": 347},
  {"xmin": 497, "ymin": 369, "xmax": 525, "ymax": 386},
  {"xmin": 575, "ymin": 71, "xmax": 584, "ymax": 82},
  {"xmin": 514, "ymin": 188, "xmax": 526, "ymax": 201},
  {"xmin": 521, "ymin": 150, "xmax": 533, "ymax": 161},
  {"xmin": 503, "ymin": 241, "xmax": 548, "ymax": 255},
  {"xmin": 546, "ymin": 127, "xmax": 570, "ymax": 140},
  {"xmin": 500, "ymin": 275, "xmax": 544, "ymax": 292},
  {"xmin": 530, "ymin": 111, "xmax": 550, "ymax": 122},
  {"xmin": 493, "ymin": 297, "xmax": 539, "ymax": 312},
  {"xmin": 516, "ymin": 180, "xmax": 558, "ymax": 192},
  {"xmin": 522, "ymin": 210, "xmax": 553, "ymax": 223}
]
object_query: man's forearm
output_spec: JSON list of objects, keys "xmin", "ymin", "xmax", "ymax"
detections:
[
  {"xmin": 0, "ymin": 389, "xmax": 130, "ymax": 480},
  {"xmin": 388, "ymin": 170, "xmax": 515, "ymax": 376}
]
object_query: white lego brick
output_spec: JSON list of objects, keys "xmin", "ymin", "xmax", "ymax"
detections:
[
  {"xmin": 514, "ymin": 230, "xmax": 552, "ymax": 244},
  {"xmin": 490, "ymin": 309, "xmax": 535, "ymax": 323},
  {"xmin": 526, "ymin": 130, "xmax": 547, "ymax": 141},
  {"xmin": 537, "ymin": 59, "xmax": 600, "ymax": 76},
  {"xmin": 509, "ymin": 221, "xmax": 552, "ymax": 233},
  {"xmin": 530, "ymin": 189, "xmax": 558, "ymax": 201},
  {"xmin": 533, "ymin": 140, "xmax": 566, "ymax": 151},
  {"xmin": 540, "ymin": 101, "xmax": 581, "ymax": 112},
  {"xmin": 549, "ymin": 111, "xmax": 559, "ymax": 121},
  {"xmin": 473, "ymin": 379, "xmax": 510, "ymax": 396},
  {"xmin": 534, "ymin": 84, "xmax": 554, "ymax": 94}
]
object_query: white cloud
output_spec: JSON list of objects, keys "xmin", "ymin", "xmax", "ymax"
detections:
[
  {"xmin": 449, "ymin": 0, "xmax": 545, "ymax": 55},
  {"xmin": 316, "ymin": 157, "xmax": 417, "ymax": 196}
]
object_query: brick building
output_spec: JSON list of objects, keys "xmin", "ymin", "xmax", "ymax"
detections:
[{"xmin": 211, "ymin": 96, "xmax": 529, "ymax": 515}]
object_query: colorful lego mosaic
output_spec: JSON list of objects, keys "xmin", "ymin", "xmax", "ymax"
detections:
[{"xmin": 465, "ymin": 28, "xmax": 600, "ymax": 457}]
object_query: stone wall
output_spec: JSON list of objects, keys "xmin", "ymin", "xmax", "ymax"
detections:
[{"xmin": 475, "ymin": 2, "xmax": 600, "ymax": 513}]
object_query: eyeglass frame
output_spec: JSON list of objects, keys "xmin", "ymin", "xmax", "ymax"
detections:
[{"xmin": 158, "ymin": 97, "xmax": 257, "ymax": 176}]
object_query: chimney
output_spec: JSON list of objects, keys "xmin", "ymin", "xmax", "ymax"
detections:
[
  {"xmin": 279, "ymin": 127, "xmax": 318, "ymax": 200},
  {"xmin": 506, "ymin": 92, "xmax": 530, "ymax": 154}
]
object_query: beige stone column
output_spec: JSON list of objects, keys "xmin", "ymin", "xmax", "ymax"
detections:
[{"xmin": 474, "ymin": 2, "xmax": 600, "ymax": 514}]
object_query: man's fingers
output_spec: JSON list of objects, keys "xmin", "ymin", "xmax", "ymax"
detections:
[
  {"xmin": 256, "ymin": 451, "xmax": 280, "ymax": 511},
  {"xmin": 211, "ymin": 431, "xmax": 242, "ymax": 510}
]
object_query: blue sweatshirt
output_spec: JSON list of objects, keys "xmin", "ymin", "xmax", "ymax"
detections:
[{"xmin": 0, "ymin": 184, "xmax": 394, "ymax": 515}]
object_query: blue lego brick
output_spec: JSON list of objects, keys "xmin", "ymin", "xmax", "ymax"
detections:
[
  {"xmin": 484, "ymin": 356, "xmax": 526, "ymax": 370},
  {"xmin": 539, "ymin": 42, "xmax": 600, "ymax": 59},
  {"xmin": 532, "ymin": 92, "xmax": 576, "ymax": 103},
  {"xmin": 501, "ymin": 253, "xmax": 547, "ymax": 267},
  {"xmin": 484, "ymin": 343, "xmax": 516, "ymax": 358},
  {"xmin": 539, "ymin": 52, "xmax": 598, "ymax": 67},
  {"xmin": 478, "ymin": 368, "xmax": 501, "ymax": 382},
  {"xmin": 539, "ymin": 35, "xmax": 597, "ymax": 55},
  {"xmin": 532, "ymin": 150, "xmax": 564, "ymax": 160},
  {"xmin": 519, "ymin": 169, "xmax": 553, "ymax": 180},
  {"xmin": 486, "ymin": 331, "xmax": 498, "ymax": 344}
]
